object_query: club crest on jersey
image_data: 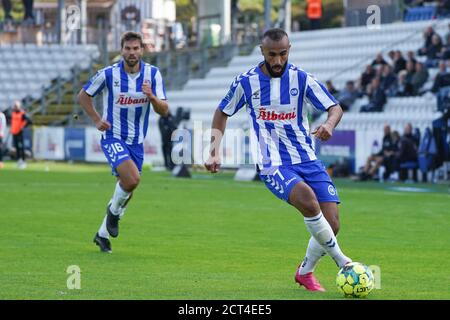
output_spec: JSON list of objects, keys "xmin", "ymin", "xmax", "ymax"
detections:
[
  {"xmin": 290, "ymin": 88, "xmax": 299, "ymax": 96},
  {"xmin": 257, "ymin": 107, "xmax": 296, "ymax": 121},
  {"xmin": 116, "ymin": 95, "xmax": 149, "ymax": 105}
]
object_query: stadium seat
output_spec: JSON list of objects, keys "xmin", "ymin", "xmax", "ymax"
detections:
[
  {"xmin": 399, "ymin": 161, "xmax": 419, "ymax": 182},
  {"xmin": 0, "ymin": 43, "xmax": 99, "ymax": 109}
]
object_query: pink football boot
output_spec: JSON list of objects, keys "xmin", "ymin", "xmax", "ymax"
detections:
[{"xmin": 295, "ymin": 268, "xmax": 326, "ymax": 292}]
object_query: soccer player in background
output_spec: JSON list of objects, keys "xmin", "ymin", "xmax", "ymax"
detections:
[
  {"xmin": 78, "ymin": 32, "xmax": 169, "ymax": 253},
  {"xmin": 205, "ymin": 28, "xmax": 352, "ymax": 292}
]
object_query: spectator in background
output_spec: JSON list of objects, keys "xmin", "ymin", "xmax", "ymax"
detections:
[
  {"xmin": 395, "ymin": 123, "xmax": 419, "ymax": 181},
  {"xmin": 0, "ymin": 110, "xmax": 6, "ymax": 169},
  {"xmin": 306, "ymin": 0, "xmax": 323, "ymax": 30},
  {"xmin": 393, "ymin": 50, "xmax": 407, "ymax": 74},
  {"xmin": 418, "ymin": 26, "xmax": 436, "ymax": 55},
  {"xmin": 410, "ymin": 62, "xmax": 429, "ymax": 95},
  {"xmin": 380, "ymin": 64, "xmax": 397, "ymax": 96},
  {"xmin": 360, "ymin": 77, "xmax": 387, "ymax": 112},
  {"xmin": 433, "ymin": 60, "xmax": 450, "ymax": 110},
  {"xmin": 326, "ymin": 80, "xmax": 339, "ymax": 98},
  {"xmin": 359, "ymin": 65, "xmax": 376, "ymax": 94},
  {"xmin": 10, "ymin": 101, "xmax": 31, "ymax": 169},
  {"xmin": 337, "ymin": 81, "xmax": 359, "ymax": 111},
  {"xmin": 388, "ymin": 50, "xmax": 395, "ymax": 64},
  {"xmin": 405, "ymin": 60, "xmax": 416, "ymax": 86},
  {"xmin": 406, "ymin": 50, "xmax": 418, "ymax": 65},
  {"xmin": 438, "ymin": 33, "xmax": 450, "ymax": 60},
  {"xmin": 371, "ymin": 52, "xmax": 388, "ymax": 68},
  {"xmin": 388, "ymin": 130, "xmax": 401, "ymax": 178},
  {"xmin": 431, "ymin": 60, "xmax": 450, "ymax": 93},
  {"xmin": 357, "ymin": 125, "xmax": 395, "ymax": 181},
  {"xmin": 421, "ymin": 34, "xmax": 443, "ymax": 68},
  {"xmin": 395, "ymin": 70, "xmax": 415, "ymax": 96}
]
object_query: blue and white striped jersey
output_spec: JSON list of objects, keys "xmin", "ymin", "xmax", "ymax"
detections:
[
  {"xmin": 218, "ymin": 62, "xmax": 338, "ymax": 168},
  {"xmin": 83, "ymin": 60, "xmax": 166, "ymax": 145}
]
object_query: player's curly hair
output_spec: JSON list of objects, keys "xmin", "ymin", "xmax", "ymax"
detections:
[
  {"xmin": 262, "ymin": 28, "xmax": 288, "ymax": 42},
  {"xmin": 120, "ymin": 31, "xmax": 144, "ymax": 48}
]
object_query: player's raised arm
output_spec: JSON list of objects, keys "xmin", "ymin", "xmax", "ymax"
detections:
[
  {"xmin": 312, "ymin": 104, "xmax": 343, "ymax": 141},
  {"xmin": 77, "ymin": 89, "xmax": 111, "ymax": 131},
  {"xmin": 205, "ymin": 108, "xmax": 228, "ymax": 173},
  {"xmin": 142, "ymin": 80, "xmax": 169, "ymax": 117}
]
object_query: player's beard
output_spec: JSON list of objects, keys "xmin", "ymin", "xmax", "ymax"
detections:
[
  {"xmin": 265, "ymin": 60, "xmax": 287, "ymax": 78},
  {"xmin": 124, "ymin": 56, "xmax": 139, "ymax": 68}
]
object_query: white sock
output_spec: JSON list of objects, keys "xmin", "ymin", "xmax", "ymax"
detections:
[
  {"xmin": 299, "ymin": 237, "xmax": 327, "ymax": 275},
  {"xmin": 304, "ymin": 212, "xmax": 352, "ymax": 268},
  {"xmin": 98, "ymin": 215, "xmax": 109, "ymax": 239},
  {"xmin": 110, "ymin": 182, "xmax": 130, "ymax": 215}
]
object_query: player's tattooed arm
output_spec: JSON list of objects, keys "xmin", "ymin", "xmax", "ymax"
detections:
[
  {"xmin": 312, "ymin": 104, "xmax": 343, "ymax": 141},
  {"xmin": 142, "ymin": 80, "xmax": 169, "ymax": 117}
]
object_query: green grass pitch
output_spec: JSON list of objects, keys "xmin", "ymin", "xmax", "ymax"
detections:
[{"xmin": 0, "ymin": 161, "xmax": 449, "ymax": 299}]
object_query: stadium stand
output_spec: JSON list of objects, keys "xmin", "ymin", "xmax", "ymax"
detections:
[
  {"xmin": 166, "ymin": 20, "xmax": 447, "ymax": 129},
  {"xmin": 0, "ymin": 44, "xmax": 100, "ymax": 123}
]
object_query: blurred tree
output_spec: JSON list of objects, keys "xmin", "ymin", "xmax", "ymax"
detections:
[
  {"xmin": 175, "ymin": 0, "xmax": 197, "ymax": 46},
  {"xmin": 0, "ymin": 0, "xmax": 25, "ymax": 21},
  {"xmin": 176, "ymin": 0, "xmax": 196, "ymax": 24}
]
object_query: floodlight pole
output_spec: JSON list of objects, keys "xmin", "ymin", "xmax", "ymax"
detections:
[
  {"xmin": 264, "ymin": 0, "xmax": 272, "ymax": 30},
  {"xmin": 285, "ymin": 0, "xmax": 291, "ymax": 34},
  {"xmin": 57, "ymin": 0, "xmax": 65, "ymax": 44},
  {"xmin": 80, "ymin": 0, "xmax": 87, "ymax": 45}
]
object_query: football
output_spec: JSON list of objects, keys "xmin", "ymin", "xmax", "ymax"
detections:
[{"xmin": 336, "ymin": 262, "xmax": 374, "ymax": 298}]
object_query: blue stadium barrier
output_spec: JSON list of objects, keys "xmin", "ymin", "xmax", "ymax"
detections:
[{"xmin": 404, "ymin": 6, "xmax": 436, "ymax": 22}]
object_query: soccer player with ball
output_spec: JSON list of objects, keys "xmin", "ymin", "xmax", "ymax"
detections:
[
  {"xmin": 78, "ymin": 32, "xmax": 169, "ymax": 253},
  {"xmin": 205, "ymin": 28, "xmax": 355, "ymax": 293}
]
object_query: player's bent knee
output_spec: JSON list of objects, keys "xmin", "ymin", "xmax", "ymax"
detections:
[
  {"xmin": 122, "ymin": 175, "xmax": 140, "ymax": 192},
  {"xmin": 129, "ymin": 176, "xmax": 140, "ymax": 190},
  {"xmin": 289, "ymin": 183, "xmax": 320, "ymax": 217},
  {"xmin": 295, "ymin": 200, "xmax": 320, "ymax": 217}
]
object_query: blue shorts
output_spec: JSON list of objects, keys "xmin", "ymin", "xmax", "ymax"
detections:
[
  {"xmin": 258, "ymin": 160, "xmax": 340, "ymax": 204},
  {"xmin": 100, "ymin": 137, "xmax": 144, "ymax": 176}
]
